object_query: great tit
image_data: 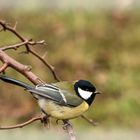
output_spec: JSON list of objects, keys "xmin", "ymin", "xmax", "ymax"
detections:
[{"xmin": 0, "ymin": 75, "xmax": 100, "ymax": 120}]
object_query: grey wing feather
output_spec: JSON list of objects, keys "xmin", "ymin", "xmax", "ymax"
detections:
[
  {"xmin": 27, "ymin": 84, "xmax": 83, "ymax": 107},
  {"xmin": 27, "ymin": 86, "xmax": 65, "ymax": 104},
  {"xmin": 60, "ymin": 90, "xmax": 83, "ymax": 107}
]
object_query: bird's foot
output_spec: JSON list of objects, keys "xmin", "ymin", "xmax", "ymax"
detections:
[
  {"xmin": 41, "ymin": 114, "xmax": 50, "ymax": 129},
  {"xmin": 62, "ymin": 120, "xmax": 72, "ymax": 130},
  {"xmin": 56, "ymin": 119, "xmax": 61, "ymax": 125}
]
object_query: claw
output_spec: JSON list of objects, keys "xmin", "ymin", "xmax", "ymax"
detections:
[
  {"xmin": 62, "ymin": 120, "xmax": 72, "ymax": 130},
  {"xmin": 56, "ymin": 119, "xmax": 61, "ymax": 124},
  {"xmin": 40, "ymin": 114, "xmax": 50, "ymax": 129}
]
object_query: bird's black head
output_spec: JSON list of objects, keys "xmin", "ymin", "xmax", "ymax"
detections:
[{"xmin": 74, "ymin": 80, "xmax": 100, "ymax": 106}]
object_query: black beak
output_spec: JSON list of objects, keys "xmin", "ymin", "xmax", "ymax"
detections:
[{"xmin": 94, "ymin": 91, "xmax": 101, "ymax": 94}]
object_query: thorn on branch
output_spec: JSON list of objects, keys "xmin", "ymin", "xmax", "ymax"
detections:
[
  {"xmin": 0, "ymin": 20, "xmax": 7, "ymax": 31},
  {"xmin": 28, "ymin": 48, "xmax": 60, "ymax": 82},
  {"xmin": 0, "ymin": 20, "xmax": 60, "ymax": 82},
  {"xmin": 13, "ymin": 21, "xmax": 18, "ymax": 30},
  {"xmin": 0, "ymin": 63, "xmax": 8, "ymax": 72},
  {"xmin": 42, "ymin": 51, "xmax": 48, "ymax": 59},
  {"xmin": 24, "ymin": 65, "xmax": 32, "ymax": 71},
  {"xmin": 0, "ymin": 19, "xmax": 30, "ymax": 52},
  {"xmin": 28, "ymin": 40, "xmax": 46, "ymax": 46}
]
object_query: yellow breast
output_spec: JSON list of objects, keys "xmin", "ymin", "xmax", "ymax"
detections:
[{"xmin": 38, "ymin": 99, "xmax": 89, "ymax": 120}]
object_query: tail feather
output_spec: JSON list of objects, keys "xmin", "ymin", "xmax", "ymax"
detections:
[{"xmin": 0, "ymin": 75, "xmax": 33, "ymax": 89}]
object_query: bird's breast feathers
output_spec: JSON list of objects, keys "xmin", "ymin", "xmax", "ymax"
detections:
[{"xmin": 38, "ymin": 99, "xmax": 89, "ymax": 120}]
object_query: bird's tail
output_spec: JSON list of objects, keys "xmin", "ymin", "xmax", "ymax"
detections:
[{"xmin": 0, "ymin": 75, "xmax": 33, "ymax": 89}]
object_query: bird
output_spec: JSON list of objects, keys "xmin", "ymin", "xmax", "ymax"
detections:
[{"xmin": 0, "ymin": 75, "xmax": 100, "ymax": 120}]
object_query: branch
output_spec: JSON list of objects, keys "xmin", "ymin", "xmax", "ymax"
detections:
[
  {"xmin": 0, "ymin": 19, "xmax": 75, "ymax": 139},
  {"xmin": 63, "ymin": 120, "xmax": 76, "ymax": 140},
  {"xmin": 1, "ymin": 40, "xmax": 45, "ymax": 51},
  {"xmin": 28, "ymin": 48, "xmax": 60, "ymax": 82},
  {"xmin": 0, "ymin": 116, "xmax": 47, "ymax": 130},
  {"xmin": 0, "ymin": 19, "xmax": 60, "ymax": 82},
  {"xmin": 0, "ymin": 116, "xmax": 43, "ymax": 130},
  {"xmin": 0, "ymin": 20, "xmax": 30, "ymax": 52},
  {"xmin": 0, "ymin": 50, "xmax": 43, "ymax": 85},
  {"xmin": 81, "ymin": 115, "xmax": 98, "ymax": 126}
]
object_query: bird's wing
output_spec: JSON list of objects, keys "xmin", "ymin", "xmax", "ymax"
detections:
[{"xmin": 27, "ymin": 81, "xmax": 83, "ymax": 107}]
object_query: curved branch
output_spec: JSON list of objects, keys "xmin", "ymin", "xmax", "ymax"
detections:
[
  {"xmin": 0, "ymin": 50, "xmax": 43, "ymax": 85},
  {"xmin": 29, "ymin": 48, "xmax": 60, "ymax": 82},
  {"xmin": 0, "ymin": 19, "xmax": 60, "ymax": 82},
  {"xmin": 81, "ymin": 115, "xmax": 98, "ymax": 126},
  {"xmin": 0, "ymin": 19, "xmax": 75, "ymax": 140},
  {"xmin": 0, "ymin": 20, "xmax": 30, "ymax": 52},
  {"xmin": 1, "ymin": 40, "xmax": 45, "ymax": 51},
  {"xmin": 0, "ymin": 116, "xmax": 43, "ymax": 130}
]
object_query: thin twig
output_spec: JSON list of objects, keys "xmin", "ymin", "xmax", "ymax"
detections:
[
  {"xmin": 1, "ymin": 40, "xmax": 45, "ymax": 51},
  {"xmin": 0, "ymin": 20, "xmax": 93, "ymax": 127},
  {"xmin": 0, "ymin": 20, "xmax": 30, "ymax": 52},
  {"xmin": 29, "ymin": 47, "xmax": 60, "ymax": 82},
  {"xmin": 1, "ymin": 40, "xmax": 29, "ymax": 51},
  {"xmin": 0, "ymin": 19, "xmax": 60, "ymax": 82},
  {"xmin": 0, "ymin": 19, "xmax": 75, "ymax": 139},
  {"xmin": 0, "ymin": 116, "xmax": 43, "ymax": 130},
  {"xmin": 81, "ymin": 115, "xmax": 98, "ymax": 126}
]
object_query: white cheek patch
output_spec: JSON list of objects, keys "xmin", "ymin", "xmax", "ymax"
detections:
[{"xmin": 78, "ymin": 87, "xmax": 93, "ymax": 100}]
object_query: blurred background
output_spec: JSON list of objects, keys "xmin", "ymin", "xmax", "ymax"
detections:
[{"xmin": 0, "ymin": 0, "xmax": 140, "ymax": 139}]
